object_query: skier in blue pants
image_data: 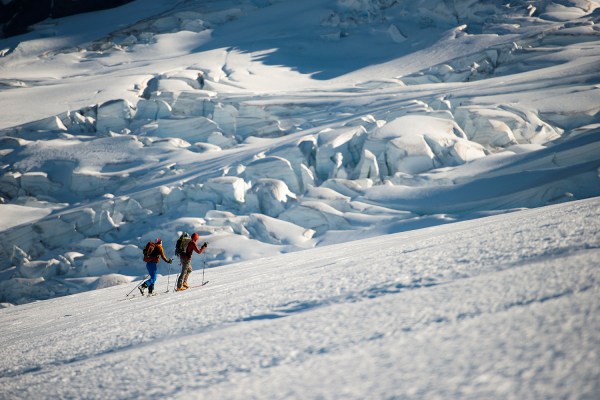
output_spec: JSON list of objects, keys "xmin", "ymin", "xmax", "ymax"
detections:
[{"xmin": 140, "ymin": 238, "xmax": 172, "ymax": 295}]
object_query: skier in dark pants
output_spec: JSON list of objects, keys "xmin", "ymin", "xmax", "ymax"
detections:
[
  {"xmin": 141, "ymin": 238, "xmax": 172, "ymax": 295},
  {"xmin": 176, "ymin": 232, "xmax": 207, "ymax": 291}
]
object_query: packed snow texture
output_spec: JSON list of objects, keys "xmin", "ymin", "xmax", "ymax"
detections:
[
  {"xmin": 0, "ymin": 198, "xmax": 598, "ymax": 399},
  {"xmin": 0, "ymin": 0, "xmax": 600, "ymax": 306}
]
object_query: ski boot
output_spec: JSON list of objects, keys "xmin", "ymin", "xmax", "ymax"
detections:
[{"xmin": 139, "ymin": 282, "xmax": 148, "ymax": 295}]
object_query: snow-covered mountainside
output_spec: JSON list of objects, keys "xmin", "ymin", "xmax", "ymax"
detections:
[
  {"xmin": 0, "ymin": 198, "xmax": 598, "ymax": 399},
  {"xmin": 1, "ymin": 0, "xmax": 600, "ymax": 306}
]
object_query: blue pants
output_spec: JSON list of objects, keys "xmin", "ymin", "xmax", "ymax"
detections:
[{"xmin": 145, "ymin": 262, "xmax": 158, "ymax": 286}]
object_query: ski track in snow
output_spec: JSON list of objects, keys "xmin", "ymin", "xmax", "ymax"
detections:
[{"xmin": 0, "ymin": 198, "xmax": 598, "ymax": 399}]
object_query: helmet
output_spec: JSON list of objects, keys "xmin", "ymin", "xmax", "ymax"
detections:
[{"xmin": 155, "ymin": 237, "xmax": 162, "ymax": 244}]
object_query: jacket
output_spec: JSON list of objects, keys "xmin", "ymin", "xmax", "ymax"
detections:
[
  {"xmin": 180, "ymin": 240, "xmax": 205, "ymax": 261},
  {"xmin": 144, "ymin": 243, "xmax": 170, "ymax": 263}
]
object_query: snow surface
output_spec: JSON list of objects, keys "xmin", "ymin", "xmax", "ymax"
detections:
[
  {"xmin": 0, "ymin": 204, "xmax": 52, "ymax": 231},
  {"xmin": 1, "ymin": 0, "xmax": 599, "ymax": 307},
  {"xmin": 0, "ymin": 1, "xmax": 599, "ymax": 396},
  {"xmin": 0, "ymin": 197, "xmax": 598, "ymax": 399}
]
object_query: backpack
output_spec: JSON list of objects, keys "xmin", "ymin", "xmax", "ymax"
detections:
[
  {"xmin": 143, "ymin": 241, "xmax": 157, "ymax": 259},
  {"xmin": 175, "ymin": 232, "xmax": 191, "ymax": 257}
]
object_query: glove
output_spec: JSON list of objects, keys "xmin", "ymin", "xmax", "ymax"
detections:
[
  {"xmin": 202, "ymin": 242, "xmax": 208, "ymax": 248},
  {"xmin": 168, "ymin": 258, "xmax": 173, "ymax": 264}
]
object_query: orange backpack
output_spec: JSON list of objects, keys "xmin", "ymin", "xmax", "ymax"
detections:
[{"xmin": 143, "ymin": 241, "xmax": 157, "ymax": 259}]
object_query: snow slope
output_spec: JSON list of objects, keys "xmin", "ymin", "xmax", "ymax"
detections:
[
  {"xmin": 0, "ymin": 0, "xmax": 600, "ymax": 306},
  {"xmin": 0, "ymin": 197, "xmax": 598, "ymax": 399}
]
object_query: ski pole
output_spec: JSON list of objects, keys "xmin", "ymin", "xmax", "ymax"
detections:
[
  {"xmin": 126, "ymin": 274, "xmax": 149, "ymax": 297},
  {"xmin": 201, "ymin": 246, "xmax": 207, "ymax": 285}
]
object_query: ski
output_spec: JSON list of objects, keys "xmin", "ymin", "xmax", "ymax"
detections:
[
  {"xmin": 175, "ymin": 281, "xmax": 209, "ymax": 292},
  {"xmin": 189, "ymin": 281, "xmax": 209, "ymax": 289},
  {"xmin": 119, "ymin": 292, "xmax": 162, "ymax": 301}
]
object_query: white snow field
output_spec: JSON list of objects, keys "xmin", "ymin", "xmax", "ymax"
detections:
[
  {"xmin": 0, "ymin": 197, "xmax": 598, "ymax": 399},
  {"xmin": 1, "ymin": 0, "xmax": 599, "ymax": 307},
  {"xmin": 0, "ymin": 0, "xmax": 600, "ymax": 395}
]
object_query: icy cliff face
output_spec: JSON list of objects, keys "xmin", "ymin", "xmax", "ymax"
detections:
[{"xmin": 0, "ymin": 0, "xmax": 599, "ymax": 305}]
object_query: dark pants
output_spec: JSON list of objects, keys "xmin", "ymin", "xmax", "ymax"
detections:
[{"xmin": 177, "ymin": 258, "xmax": 192, "ymax": 288}]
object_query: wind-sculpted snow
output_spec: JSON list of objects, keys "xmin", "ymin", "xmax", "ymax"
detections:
[
  {"xmin": 0, "ymin": 199, "xmax": 598, "ymax": 399},
  {"xmin": 0, "ymin": 0, "xmax": 600, "ymax": 306}
]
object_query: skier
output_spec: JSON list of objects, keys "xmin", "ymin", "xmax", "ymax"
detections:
[
  {"xmin": 140, "ymin": 238, "xmax": 172, "ymax": 295},
  {"xmin": 176, "ymin": 232, "xmax": 207, "ymax": 291}
]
